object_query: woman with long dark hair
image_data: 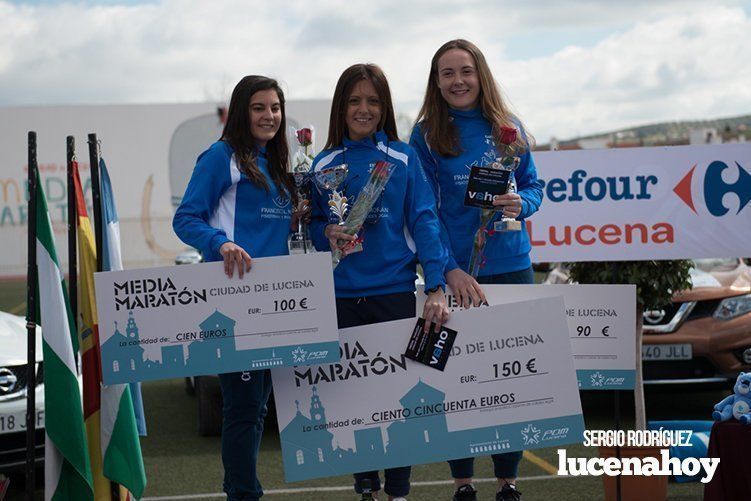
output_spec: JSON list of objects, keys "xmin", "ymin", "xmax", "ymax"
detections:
[
  {"xmin": 410, "ymin": 40, "xmax": 543, "ymax": 501},
  {"xmin": 173, "ymin": 75, "xmax": 298, "ymax": 501},
  {"xmin": 308, "ymin": 63, "xmax": 451, "ymax": 501}
]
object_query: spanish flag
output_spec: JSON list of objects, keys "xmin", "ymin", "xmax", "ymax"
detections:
[{"xmin": 73, "ymin": 162, "xmax": 145, "ymax": 500}]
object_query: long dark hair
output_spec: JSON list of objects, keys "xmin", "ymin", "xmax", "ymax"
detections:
[
  {"xmin": 221, "ymin": 75, "xmax": 295, "ymax": 200},
  {"xmin": 325, "ymin": 64, "xmax": 399, "ymax": 149},
  {"xmin": 415, "ymin": 39, "xmax": 534, "ymax": 157}
]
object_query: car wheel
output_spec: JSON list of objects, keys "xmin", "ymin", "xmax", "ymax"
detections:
[
  {"xmin": 195, "ymin": 376, "xmax": 223, "ymax": 437},
  {"xmin": 184, "ymin": 376, "xmax": 195, "ymax": 396}
]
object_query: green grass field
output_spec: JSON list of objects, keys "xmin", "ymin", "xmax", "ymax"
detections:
[
  {"xmin": 1, "ymin": 278, "xmax": 714, "ymax": 500},
  {"xmin": 0, "ymin": 279, "xmax": 26, "ymax": 315}
]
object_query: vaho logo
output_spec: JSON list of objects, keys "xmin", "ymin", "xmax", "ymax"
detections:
[
  {"xmin": 467, "ymin": 190, "xmax": 500, "ymax": 203},
  {"xmin": 673, "ymin": 161, "xmax": 751, "ymax": 216},
  {"xmin": 430, "ymin": 329, "xmax": 450, "ymax": 365}
]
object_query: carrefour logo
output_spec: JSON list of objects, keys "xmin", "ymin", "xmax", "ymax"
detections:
[
  {"xmin": 673, "ymin": 161, "xmax": 751, "ymax": 216},
  {"xmin": 540, "ymin": 169, "xmax": 658, "ymax": 203}
]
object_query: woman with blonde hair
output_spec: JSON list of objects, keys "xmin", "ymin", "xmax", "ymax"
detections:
[{"xmin": 410, "ymin": 39, "xmax": 543, "ymax": 501}]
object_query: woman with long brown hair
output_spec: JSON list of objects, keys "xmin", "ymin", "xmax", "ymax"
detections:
[
  {"xmin": 308, "ymin": 63, "xmax": 451, "ymax": 501},
  {"xmin": 173, "ymin": 75, "xmax": 299, "ymax": 501},
  {"xmin": 410, "ymin": 40, "xmax": 543, "ymax": 501}
]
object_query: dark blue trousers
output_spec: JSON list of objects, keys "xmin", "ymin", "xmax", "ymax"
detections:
[
  {"xmin": 219, "ymin": 369, "xmax": 273, "ymax": 501},
  {"xmin": 336, "ymin": 291, "xmax": 416, "ymax": 498},
  {"xmin": 448, "ymin": 267, "xmax": 533, "ymax": 480}
]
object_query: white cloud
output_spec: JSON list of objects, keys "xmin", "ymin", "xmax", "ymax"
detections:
[
  {"xmin": 508, "ymin": 6, "xmax": 751, "ymax": 140},
  {"xmin": 0, "ymin": 0, "xmax": 749, "ymax": 140}
]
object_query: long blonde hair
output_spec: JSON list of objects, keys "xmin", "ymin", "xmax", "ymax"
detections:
[{"xmin": 415, "ymin": 39, "xmax": 534, "ymax": 157}]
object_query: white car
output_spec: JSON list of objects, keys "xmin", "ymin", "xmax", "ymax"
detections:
[{"xmin": 0, "ymin": 311, "xmax": 44, "ymax": 473}]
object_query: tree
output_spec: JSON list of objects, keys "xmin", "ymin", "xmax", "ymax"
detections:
[{"xmin": 567, "ymin": 260, "xmax": 693, "ymax": 429}]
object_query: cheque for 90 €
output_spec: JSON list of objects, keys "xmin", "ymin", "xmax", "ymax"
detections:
[
  {"xmin": 94, "ymin": 252, "xmax": 340, "ymax": 384},
  {"xmin": 271, "ymin": 296, "xmax": 585, "ymax": 482}
]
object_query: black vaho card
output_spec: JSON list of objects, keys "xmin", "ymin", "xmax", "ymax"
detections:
[
  {"xmin": 464, "ymin": 166, "xmax": 511, "ymax": 209},
  {"xmin": 404, "ymin": 318, "xmax": 458, "ymax": 371}
]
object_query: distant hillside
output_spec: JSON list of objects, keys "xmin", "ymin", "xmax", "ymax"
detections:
[{"xmin": 541, "ymin": 113, "xmax": 751, "ymax": 150}]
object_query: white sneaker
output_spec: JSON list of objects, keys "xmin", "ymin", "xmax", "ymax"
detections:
[{"xmin": 392, "ymin": 498, "xmax": 407, "ymax": 501}]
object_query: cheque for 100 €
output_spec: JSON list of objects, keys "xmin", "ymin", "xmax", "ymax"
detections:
[{"xmin": 94, "ymin": 253, "xmax": 340, "ymax": 384}]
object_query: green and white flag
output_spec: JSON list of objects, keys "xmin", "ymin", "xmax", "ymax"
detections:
[
  {"xmin": 99, "ymin": 158, "xmax": 147, "ymax": 499},
  {"xmin": 35, "ymin": 170, "xmax": 94, "ymax": 500}
]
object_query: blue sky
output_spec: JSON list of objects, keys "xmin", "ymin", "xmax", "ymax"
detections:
[{"xmin": 2, "ymin": 0, "xmax": 750, "ymax": 141}]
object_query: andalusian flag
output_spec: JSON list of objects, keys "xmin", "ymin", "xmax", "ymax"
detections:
[
  {"xmin": 73, "ymin": 163, "xmax": 146, "ymax": 500},
  {"xmin": 35, "ymin": 169, "xmax": 93, "ymax": 500},
  {"xmin": 100, "ymin": 158, "xmax": 148, "ymax": 437}
]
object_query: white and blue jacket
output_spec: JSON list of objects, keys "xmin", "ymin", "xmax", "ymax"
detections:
[
  {"xmin": 309, "ymin": 131, "xmax": 447, "ymax": 298},
  {"xmin": 410, "ymin": 108, "xmax": 543, "ymax": 276},
  {"xmin": 173, "ymin": 140, "xmax": 292, "ymax": 262}
]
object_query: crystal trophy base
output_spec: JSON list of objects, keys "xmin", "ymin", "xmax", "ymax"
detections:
[
  {"xmin": 494, "ymin": 218, "xmax": 522, "ymax": 232},
  {"xmin": 288, "ymin": 233, "xmax": 314, "ymax": 254}
]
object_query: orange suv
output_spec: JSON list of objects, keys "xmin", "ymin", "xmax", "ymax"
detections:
[{"xmin": 641, "ymin": 258, "xmax": 751, "ymax": 385}]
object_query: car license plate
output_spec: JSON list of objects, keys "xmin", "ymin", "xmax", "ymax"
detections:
[
  {"xmin": 0, "ymin": 409, "xmax": 44, "ymax": 434},
  {"xmin": 642, "ymin": 343, "xmax": 692, "ymax": 361}
]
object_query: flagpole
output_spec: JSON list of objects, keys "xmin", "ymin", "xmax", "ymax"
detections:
[
  {"xmin": 67, "ymin": 136, "xmax": 78, "ymax": 339},
  {"xmin": 87, "ymin": 134, "xmax": 103, "ymax": 272},
  {"xmin": 25, "ymin": 131, "xmax": 38, "ymax": 500},
  {"xmin": 88, "ymin": 136, "xmax": 122, "ymax": 501}
]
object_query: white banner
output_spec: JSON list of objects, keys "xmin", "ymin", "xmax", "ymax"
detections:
[
  {"xmin": 0, "ymin": 101, "xmax": 331, "ymax": 276},
  {"xmin": 94, "ymin": 253, "xmax": 340, "ymax": 384},
  {"xmin": 271, "ymin": 298, "xmax": 584, "ymax": 482},
  {"xmin": 418, "ymin": 284, "xmax": 636, "ymax": 389},
  {"xmin": 530, "ymin": 144, "xmax": 751, "ymax": 261}
]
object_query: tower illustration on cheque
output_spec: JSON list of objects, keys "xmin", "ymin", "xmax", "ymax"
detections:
[
  {"xmin": 280, "ymin": 379, "xmax": 512, "ymax": 479},
  {"xmin": 101, "ymin": 308, "xmax": 285, "ymax": 382}
]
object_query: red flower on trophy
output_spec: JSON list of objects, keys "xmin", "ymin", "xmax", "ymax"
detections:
[
  {"xmin": 296, "ymin": 128, "xmax": 313, "ymax": 147},
  {"xmin": 499, "ymin": 126, "xmax": 518, "ymax": 145}
]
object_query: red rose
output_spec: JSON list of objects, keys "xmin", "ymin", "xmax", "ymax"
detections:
[
  {"xmin": 499, "ymin": 126, "xmax": 517, "ymax": 145},
  {"xmin": 296, "ymin": 128, "xmax": 313, "ymax": 147}
]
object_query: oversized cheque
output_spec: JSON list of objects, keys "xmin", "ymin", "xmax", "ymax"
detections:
[
  {"xmin": 418, "ymin": 284, "xmax": 637, "ymax": 389},
  {"xmin": 95, "ymin": 253, "xmax": 340, "ymax": 384},
  {"xmin": 272, "ymin": 297, "xmax": 585, "ymax": 482}
]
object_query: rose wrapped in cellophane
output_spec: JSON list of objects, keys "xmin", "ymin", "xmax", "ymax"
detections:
[
  {"xmin": 332, "ymin": 160, "xmax": 395, "ymax": 268},
  {"xmin": 467, "ymin": 125, "xmax": 520, "ymax": 277}
]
